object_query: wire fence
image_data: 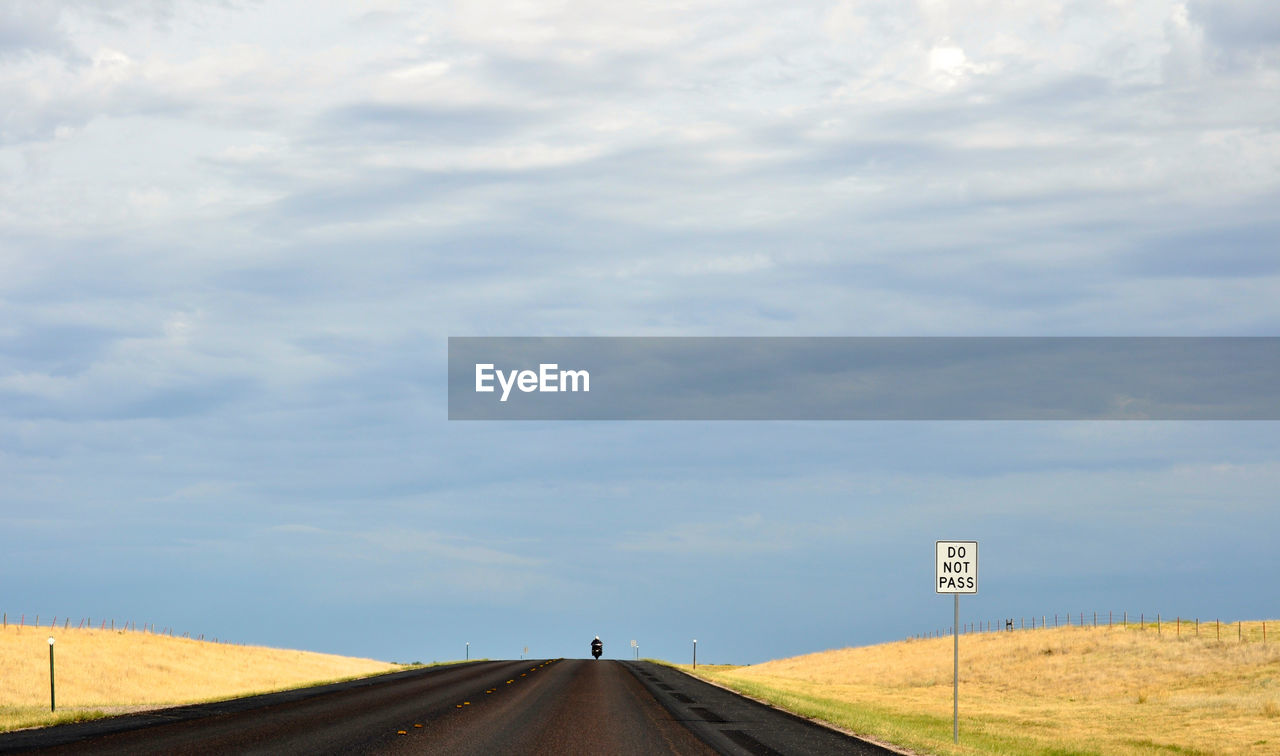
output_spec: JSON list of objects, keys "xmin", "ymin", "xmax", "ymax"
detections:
[
  {"xmin": 2, "ymin": 612, "xmax": 242, "ymax": 645},
  {"xmin": 911, "ymin": 611, "xmax": 1270, "ymax": 644}
]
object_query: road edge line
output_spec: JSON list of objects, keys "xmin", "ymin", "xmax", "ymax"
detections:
[{"xmin": 653, "ymin": 662, "xmax": 921, "ymax": 756}]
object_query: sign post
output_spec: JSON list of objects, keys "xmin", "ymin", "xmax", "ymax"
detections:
[{"xmin": 935, "ymin": 540, "xmax": 978, "ymax": 744}]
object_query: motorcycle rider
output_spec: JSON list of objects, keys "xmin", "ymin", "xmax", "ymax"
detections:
[{"xmin": 591, "ymin": 636, "xmax": 603, "ymax": 659}]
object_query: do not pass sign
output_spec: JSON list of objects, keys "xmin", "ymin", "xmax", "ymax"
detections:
[{"xmin": 936, "ymin": 541, "xmax": 978, "ymax": 594}]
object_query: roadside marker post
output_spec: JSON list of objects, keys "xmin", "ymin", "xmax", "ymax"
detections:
[
  {"xmin": 48, "ymin": 637, "xmax": 56, "ymax": 712},
  {"xmin": 936, "ymin": 540, "xmax": 978, "ymax": 744}
]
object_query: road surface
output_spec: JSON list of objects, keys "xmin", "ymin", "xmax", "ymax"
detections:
[{"xmin": 0, "ymin": 660, "xmax": 895, "ymax": 755}]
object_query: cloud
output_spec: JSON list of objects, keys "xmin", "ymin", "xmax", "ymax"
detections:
[
  {"xmin": 318, "ymin": 102, "xmax": 539, "ymax": 146},
  {"xmin": 0, "ymin": 3, "xmax": 72, "ymax": 61},
  {"xmin": 1189, "ymin": 0, "xmax": 1280, "ymax": 53},
  {"xmin": 264, "ymin": 523, "xmax": 543, "ymax": 567},
  {"xmin": 619, "ymin": 513, "xmax": 794, "ymax": 556},
  {"xmin": 1, "ymin": 0, "xmax": 1279, "ymax": 661}
]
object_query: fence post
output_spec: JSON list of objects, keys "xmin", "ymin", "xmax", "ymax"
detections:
[
  {"xmin": 1216, "ymin": 619, "xmax": 1220, "ymax": 640},
  {"xmin": 1158, "ymin": 614, "xmax": 1161, "ymax": 635}
]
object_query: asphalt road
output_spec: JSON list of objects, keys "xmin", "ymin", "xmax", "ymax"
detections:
[{"xmin": 0, "ymin": 660, "xmax": 896, "ymax": 755}]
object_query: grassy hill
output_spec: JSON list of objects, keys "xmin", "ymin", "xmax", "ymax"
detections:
[
  {"xmin": 0, "ymin": 623, "xmax": 402, "ymax": 732},
  {"xmin": 685, "ymin": 621, "xmax": 1280, "ymax": 756}
]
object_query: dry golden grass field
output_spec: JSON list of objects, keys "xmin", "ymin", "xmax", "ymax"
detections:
[
  {"xmin": 0, "ymin": 623, "xmax": 402, "ymax": 732},
  {"xmin": 685, "ymin": 621, "xmax": 1280, "ymax": 756}
]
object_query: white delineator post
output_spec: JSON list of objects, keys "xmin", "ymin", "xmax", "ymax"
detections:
[
  {"xmin": 48, "ymin": 636, "xmax": 56, "ymax": 713},
  {"xmin": 935, "ymin": 540, "xmax": 978, "ymax": 744}
]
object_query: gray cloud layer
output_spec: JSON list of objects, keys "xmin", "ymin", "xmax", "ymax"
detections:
[{"xmin": 2, "ymin": 1, "xmax": 1278, "ymax": 661}]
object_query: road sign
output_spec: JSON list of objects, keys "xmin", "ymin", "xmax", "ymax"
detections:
[
  {"xmin": 935, "ymin": 539, "xmax": 978, "ymax": 745},
  {"xmin": 935, "ymin": 540, "xmax": 978, "ymax": 594}
]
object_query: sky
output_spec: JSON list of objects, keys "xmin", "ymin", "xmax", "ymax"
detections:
[{"xmin": 1, "ymin": 0, "xmax": 1278, "ymax": 665}]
